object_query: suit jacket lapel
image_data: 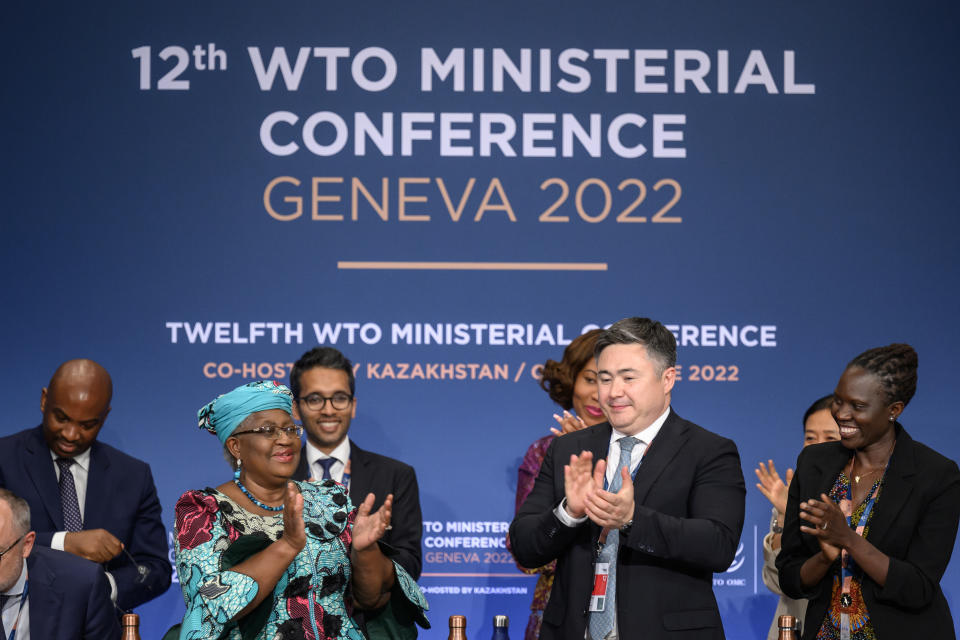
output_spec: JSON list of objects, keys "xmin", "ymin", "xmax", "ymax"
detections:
[
  {"xmin": 808, "ymin": 443, "xmax": 850, "ymax": 500},
  {"xmin": 866, "ymin": 427, "xmax": 916, "ymax": 546},
  {"xmin": 632, "ymin": 411, "xmax": 687, "ymax": 504},
  {"xmin": 27, "ymin": 552, "xmax": 63, "ymax": 639},
  {"xmin": 83, "ymin": 442, "xmax": 110, "ymax": 528},
  {"xmin": 581, "ymin": 425, "xmax": 612, "ymax": 539},
  {"xmin": 348, "ymin": 443, "xmax": 372, "ymax": 506},
  {"xmin": 801, "ymin": 442, "xmax": 856, "ymax": 555},
  {"xmin": 294, "ymin": 444, "xmax": 310, "ymax": 481},
  {"xmin": 24, "ymin": 427, "xmax": 63, "ymax": 530}
]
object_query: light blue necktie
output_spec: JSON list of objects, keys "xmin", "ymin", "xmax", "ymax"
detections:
[
  {"xmin": 316, "ymin": 457, "xmax": 336, "ymax": 481},
  {"xmin": 589, "ymin": 436, "xmax": 638, "ymax": 640}
]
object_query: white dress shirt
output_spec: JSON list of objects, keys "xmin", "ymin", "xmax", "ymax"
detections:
[
  {"xmin": 305, "ymin": 438, "xmax": 352, "ymax": 485},
  {"xmin": 553, "ymin": 406, "xmax": 672, "ymax": 640},
  {"xmin": 49, "ymin": 448, "xmax": 90, "ymax": 551},
  {"xmin": 47, "ymin": 448, "xmax": 117, "ymax": 602},
  {"xmin": 555, "ymin": 406, "xmax": 671, "ymax": 527},
  {"xmin": 1, "ymin": 562, "xmax": 30, "ymax": 640}
]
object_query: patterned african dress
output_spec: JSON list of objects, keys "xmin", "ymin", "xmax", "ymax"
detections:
[
  {"xmin": 815, "ymin": 471, "xmax": 882, "ymax": 640},
  {"xmin": 506, "ymin": 434, "xmax": 556, "ymax": 640},
  {"xmin": 174, "ymin": 479, "xmax": 427, "ymax": 640}
]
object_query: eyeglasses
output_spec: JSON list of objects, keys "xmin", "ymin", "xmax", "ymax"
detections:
[
  {"xmin": 298, "ymin": 393, "xmax": 353, "ymax": 411},
  {"xmin": 0, "ymin": 534, "xmax": 25, "ymax": 561},
  {"xmin": 232, "ymin": 425, "xmax": 304, "ymax": 440}
]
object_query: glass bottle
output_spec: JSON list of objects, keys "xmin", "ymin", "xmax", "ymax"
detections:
[
  {"xmin": 448, "ymin": 614, "xmax": 468, "ymax": 640},
  {"xmin": 490, "ymin": 614, "xmax": 510, "ymax": 640},
  {"xmin": 121, "ymin": 613, "xmax": 141, "ymax": 640},
  {"xmin": 777, "ymin": 614, "xmax": 798, "ymax": 640}
]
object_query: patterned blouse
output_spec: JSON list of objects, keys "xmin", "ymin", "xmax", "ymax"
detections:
[
  {"xmin": 174, "ymin": 480, "xmax": 427, "ymax": 640},
  {"xmin": 815, "ymin": 471, "xmax": 883, "ymax": 640},
  {"xmin": 508, "ymin": 434, "xmax": 556, "ymax": 640}
]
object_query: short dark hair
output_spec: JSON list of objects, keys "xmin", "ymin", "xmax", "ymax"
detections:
[
  {"xmin": 290, "ymin": 347, "xmax": 356, "ymax": 398},
  {"xmin": 802, "ymin": 395, "xmax": 835, "ymax": 431},
  {"xmin": 540, "ymin": 329, "xmax": 603, "ymax": 410},
  {"xmin": 594, "ymin": 317, "xmax": 677, "ymax": 376},
  {"xmin": 0, "ymin": 488, "xmax": 31, "ymax": 536},
  {"xmin": 847, "ymin": 343, "xmax": 918, "ymax": 407}
]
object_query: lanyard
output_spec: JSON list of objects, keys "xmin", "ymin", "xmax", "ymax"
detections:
[
  {"xmin": 341, "ymin": 455, "xmax": 351, "ymax": 491},
  {"xmin": 836, "ymin": 460, "xmax": 888, "ymax": 639},
  {"xmin": 5, "ymin": 579, "xmax": 28, "ymax": 640}
]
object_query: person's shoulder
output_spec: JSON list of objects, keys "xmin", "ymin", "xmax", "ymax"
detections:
[
  {"xmin": 793, "ymin": 440, "xmax": 847, "ymax": 472},
  {"xmin": 527, "ymin": 433, "xmax": 555, "ymax": 452},
  {"xmin": 30, "ymin": 545, "xmax": 104, "ymax": 584},
  {"xmin": 352, "ymin": 443, "xmax": 416, "ymax": 474},
  {"xmin": 90, "ymin": 439, "xmax": 155, "ymax": 476},
  {"xmin": 0, "ymin": 426, "xmax": 40, "ymax": 448},
  {"xmin": 901, "ymin": 429, "xmax": 959, "ymax": 474},
  {"xmin": 668, "ymin": 412, "xmax": 736, "ymax": 449}
]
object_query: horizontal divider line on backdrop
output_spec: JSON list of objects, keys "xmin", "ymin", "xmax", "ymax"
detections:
[
  {"xmin": 420, "ymin": 573, "xmax": 535, "ymax": 578},
  {"xmin": 337, "ymin": 261, "xmax": 608, "ymax": 271}
]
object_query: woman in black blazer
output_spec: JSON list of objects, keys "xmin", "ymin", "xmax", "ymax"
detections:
[{"xmin": 777, "ymin": 344, "xmax": 960, "ymax": 639}]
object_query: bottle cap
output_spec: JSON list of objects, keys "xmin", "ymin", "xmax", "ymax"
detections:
[
  {"xmin": 494, "ymin": 615, "xmax": 509, "ymax": 627},
  {"xmin": 778, "ymin": 614, "xmax": 796, "ymax": 629},
  {"xmin": 450, "ymin": 615, "xmax": 467, "ymax": 628},
  {"xmin": 122, "ymin": 613, "xmax": 139, "ymax": 626}
]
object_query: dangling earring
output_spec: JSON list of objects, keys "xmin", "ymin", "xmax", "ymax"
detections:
[{"xmin": 234, "ymin": 458, "xmax": 242, "ymax": 480}]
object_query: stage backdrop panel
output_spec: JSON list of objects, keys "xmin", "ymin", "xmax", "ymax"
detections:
[{"xmin": 3, "ymin": 0, "xmax": 959, "ymax": 637}]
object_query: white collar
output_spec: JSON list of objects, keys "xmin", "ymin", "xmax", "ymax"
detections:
[
  {"xmin": 609, "ymin": 405, "xmax": 671, "ymax": 447},
  {"xmin": 49, "ymin": 445, "xmax": 91, "ymax": 472},
  {"xmin": 305, "ymin": 437, "xmax": 351, "ymax": 468}
]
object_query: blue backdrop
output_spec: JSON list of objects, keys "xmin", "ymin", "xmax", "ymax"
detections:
[{"xmin": 3, "ymin": 0, "xmax": 960, "ymax": 637}]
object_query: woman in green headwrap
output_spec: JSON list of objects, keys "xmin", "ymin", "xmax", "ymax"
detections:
[{"xmin": 173, "ymin": 380, "xmax": 427, "ymax": 640}]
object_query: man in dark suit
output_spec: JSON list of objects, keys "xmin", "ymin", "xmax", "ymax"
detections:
[
  {"xmin": 0, "ymin": 359, "xmax": 171, "ymax": 612},
  {"xmin": 0, "ymin": 488, "xmax": 120, "ymax": 639},
  {"xmin": 510, "ymin": 317, "xmax": 746, "ymax": 640},
  {"xmin": 289, "ymin": 347, "xmax": 423, "ymax": 582}
]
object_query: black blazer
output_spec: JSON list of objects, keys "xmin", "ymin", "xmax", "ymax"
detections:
[
  {"xmin": 26, "ymin": 546, "xmax": 121, "ymax": 639},
  {"xmin": 509, "ymin": 410, "xmax": 745, "ymax": 640},
  {"xmin": 293, "ymin": 440, "xmax": 423, "ymax": 579},
  {"xmin": 777, "ymin": 425, "xmax": 960, "ymax": 640},
  {"xmin": 0, "ymin": 426, "xmax": 172, "ymax": 611}
]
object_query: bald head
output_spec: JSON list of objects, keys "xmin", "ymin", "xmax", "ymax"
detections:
[
  {"xmin": 48, "ymin": 359, "xmax": 113, "ymax": 402},
  {"xmin": 41, "ymin": 359, "xmax": 113, "ymax": 458}
]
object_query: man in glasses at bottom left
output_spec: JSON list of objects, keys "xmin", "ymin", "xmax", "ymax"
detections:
[{"xmin": 0, "ymin": 488, "xmax": 120, "ymax": 639}]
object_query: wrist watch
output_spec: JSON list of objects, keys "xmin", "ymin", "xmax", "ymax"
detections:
[
  {"xmin": 770, "ymin": 507, "xmax": 783, "ymax": 534},
  {"xmin": 620, "ymin": 518, "xmax": 633, "ymax": 533}
]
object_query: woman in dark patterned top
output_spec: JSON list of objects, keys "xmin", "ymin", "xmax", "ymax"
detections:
[{"xmin": 778, "ymin": 345, "xmax": 960, "ymax": 640}]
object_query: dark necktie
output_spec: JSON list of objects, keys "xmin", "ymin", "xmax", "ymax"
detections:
[
  {"xmin": 316, "ymin": 458, "xmax": 337, "ymax": 481},
  {"xmin": 589, "ymin": 436, "xmax": 639, "ymax": 640},
  {"xmin": 56, "ymin": 457, "xmax": 83, "ymax": 531}
]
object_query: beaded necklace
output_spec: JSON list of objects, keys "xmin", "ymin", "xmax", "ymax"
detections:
[{"xmin": 233, "ymin": 475, "xmax": 283, "ymax": 511}]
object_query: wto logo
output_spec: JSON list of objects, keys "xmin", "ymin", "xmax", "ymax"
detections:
[
  {"xmin": 726, "ymin": 542, "xmax": 745, "ymax": 573},
  {"xmin": 714, "ymin": 541, "xmax": 748, "ymax": 588}
]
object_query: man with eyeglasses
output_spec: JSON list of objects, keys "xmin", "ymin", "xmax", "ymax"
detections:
[
  {"xmin": 0, "ymin": 488, "xmax": 120, "ymax": 639},
  {"xmin": 290, "ymin": 347, "xmax": 424, "ymax": 636},
  {"xmin": 0, "ymin": 359, "xmax": 172, "ymax": 613}
]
